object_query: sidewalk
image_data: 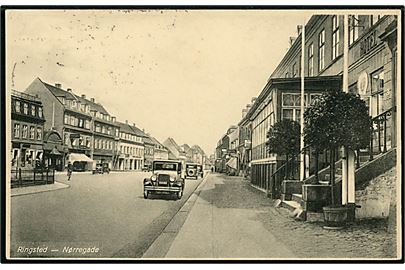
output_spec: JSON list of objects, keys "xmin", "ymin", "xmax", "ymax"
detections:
[
  {"xmin": 148, "ymin": 173, "xmax": 397, "ymax": 259},
  {"xmin": 11, "ymin": 181, "xmax": 70, "ymax": 197},
  {"xmin": 150, "ymin": 173, "xmax": 295, "ymax": 259}
]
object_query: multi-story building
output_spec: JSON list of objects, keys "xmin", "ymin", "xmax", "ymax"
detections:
[
  {"xmin": 25, "ymin": 78, "xmax": 119, "ymax": 171},
  {"xmin": 215, "ymin": 126, "xmax": 237, "ymax": 173},
  {"xmin": 238, "ymin": 101, "xmax": 254, "ymax": 177},
  {"xmin": 10, "ymin": 90, "xmax": 45, "ymax": 170},
  {"xmin": 238, "ymin": 14, "xmax": 398, "ymax": 194},
  {"xmin": 90, "ymin": 97, "xmax": 120, "ymax": 170},
  {"xmin": 149, "ymin": 136, "xmax": 169, "ymax": 160},
  {"xmin": 116, "ymin": 121, "xmax": 145, "ymax": 170},
  {"xmin": 139, "ymin": 131, "xmax": 154, "ymax": 169},
  {"xmin": 163, "ymin": 137, "xmax": 186, "ymax": 161},
  {"xmin": 191, "ymin": 145, "xmax": 206, "ymax": 165}
]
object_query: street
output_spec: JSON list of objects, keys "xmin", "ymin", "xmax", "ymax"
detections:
[{"xmin": 10, "ymin": 171, "xmax": 203, "ymax": 258}]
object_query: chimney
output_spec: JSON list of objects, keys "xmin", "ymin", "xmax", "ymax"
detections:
[
  {"xmin": 289, "ymin": 37, "xmax": 297, "ymax": 47},
  {"xmin": 125, "ymin": 120, "xmax": 128, "ymax": 125},
  {"xmin": 90, "ymin": 98, "xmax": 95, "ymax": 103},
  {"xmin": 297, "ymin": 25, "xmax": 303, "ymax": 35},
  {"xmin": 242, "ymin": 108, "xmax": 248, "ymax": 118},
  {"xmin": 133, "ymin": 123, "xmax": 136, "ymax": 127},
  {"xmin": 55, "ymin": 83, "xmax": 62, "ymax": 88},
  {"xmin": 251, "ymin": 97, "xmax": 257, "ymax": 104},
  {"xmin": 111, "ymin": 116, "xmax": 116, "ymax": 122},
  {"xmin": 67, "ymin": 88, "xmax": 72, "ymax": 93},
  {"xmin": 81, "ymin": 94, "xmax": 86, "ymax": 99}
]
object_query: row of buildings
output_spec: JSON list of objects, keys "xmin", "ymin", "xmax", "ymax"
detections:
[
  {"xmin": 216, "ymin": 14, "xmax": 398, "ymax": 192},
  {"xmin": 11, "ymin": 77, "xmax": 208, "ymax": 172}
]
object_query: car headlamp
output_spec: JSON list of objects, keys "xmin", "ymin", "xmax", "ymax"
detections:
[{"xmin": 151, "ymin": 175, "xmax": 157, "ymax": 181}]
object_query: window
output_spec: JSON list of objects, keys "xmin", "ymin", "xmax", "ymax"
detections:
[
  {"xmin": 22, "ymin": 125, "xmax": 28, "ymax": 138},
  {"xmin": 285, "ymin": 72, "xmax": 290, "ymax": 78},
  {"xmin": 64, "ymin": 114, "xmax": 69, "ymax": 124},
  {"xmin": 318, "ymin": 29, "xmax": 325, "ymax": 71},
  {"xmin": 38, "ymin": 107, "xmax": 43, "ymax": 118},
  {"xmin": 23, "ymin": 103, "xmax": 28, "ymax": 114},
  {"xmin": 370, "ymin": 70, "xmax": 385, "ymax": 117},
  {"xmin": 37, "ymin": 127, "xmax": 42, "ymax": 140},
  {"xmin": 70, "ymin": 116, "xmax": 75, "ymax": 126},
  {"xmin": 292, "ymin": 63, "xmax": 298, "ymax": 78},
  {"xmin": 332, "ymin": 15, "xmax": 340, "ymax": 60},
  {"xmin": 96, "ymin": 125, "xmax": 101, "ymax": 133},
  {"xmin": 15, "ymin": 101, "xmax": 20, "ymax": 113},
  {"xmin": 71, "ymin": 100, "xmax": 76, "ymax": 108},
  {"xmin": 308, "ymin": 43, "xmax": 314, "ymax": 76},
  {"xmin": 79, "ymin": 119, "xmax": 84, "ymax": 128},
  {"xmin": 282, "ymin": 93, "xmax": 308, "ymax": 121},
  {"xmin": 349, "ymin": 15, "xmax": 359, "ymax": 45},
  {"xmin": 102, "ymin": 126, "xmax": 106, "ymax": 134},
  {"xmin": 30, "ymin": 126, "xmax": 35, "ymax": 139},
  {"xmin": 14, "ymin": 123, "xmax": 20, "ymax": 138},
  {"xmin": 85, "ymin": 120, "xmax": 90, "ymax": 129},
  {"xmin": 370, "ymin": 15, "xmax": 381, "ymax": 26}
]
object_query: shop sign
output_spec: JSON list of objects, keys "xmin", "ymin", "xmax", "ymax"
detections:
[{"xmin": 360, "ymin": 30, "xmax": 377, "ymax": 56}]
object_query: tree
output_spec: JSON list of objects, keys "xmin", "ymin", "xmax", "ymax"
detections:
[
  {"xmin": 266, "ymin": 119, "xmax": 301, "ymax": 178},
  {"xmin": 304, "ymin": 89, "xmax": 372, "ymax": 205}
]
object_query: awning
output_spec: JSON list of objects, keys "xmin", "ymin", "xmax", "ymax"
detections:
[
  {"xmin": 226, "ymin": 157, "xmax": 238, "ymax": 169},
  {"xmin": 67, "ymin": 153, "xmax": 94, "ymax": 163}
]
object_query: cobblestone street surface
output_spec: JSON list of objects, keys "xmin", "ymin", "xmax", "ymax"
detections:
[{"xmin": 163, "ymin": 173, "xmax": 398, "ymax": 259}]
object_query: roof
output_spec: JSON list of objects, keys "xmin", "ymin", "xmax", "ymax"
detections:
[
  {"xmin": 164, "ymin": 137, "xmax": 184, "ymax": 154},
  {"xmin": 182, "ymin": 144, "xmax": 191, "ymax": 152},
  {"xmin": 130, "ymin": 125, "xmax": 149, "ymax": 138},
  {"xmin": 116, "ymin": 121, "xmax": 137, "ymax": 134},
  {"xmin": 150, "ymin": 136, "xmax": 166, "ymax": 148},
  {"xmin": 40, "ymin": 79, "xmax": 110, "ymax": 115},
  {"xmin": 191, "ymin": 145, "xmax": 205, "ymax": 156}
]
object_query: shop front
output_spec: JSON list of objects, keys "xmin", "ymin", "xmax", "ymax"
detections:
[{"xmin": 43, "ymin": 130, "xmax": 66, "ymax": 171}]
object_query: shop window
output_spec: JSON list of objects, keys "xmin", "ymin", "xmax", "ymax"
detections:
[
  {"xmin": 14, "ymin": 123, "xmax": 20, "ymax": 138},
  {"xmin": 332, "ymin": 15, "xmax": 340, "ymax": 60},
  {"xmin": 30, "ymin": 126, "xmax": 35, "ymax": 139},
  {"xmin": 318, "ymin": 29, "xmax": 325, "ymax": 71},
  {"xmin": 308, "ymin": 43, "xmax": 314, "ymax": 76},
  {"xmin": 15, "ymin": 101, "xmax": 20, "ymax": 113},
  {"xmin": 37, "ymin": 127, "xmax": 42, "ymax": 140},
  {"xmin": 22, "ymin": 125, "xmax": 28, "ymax": 138}
]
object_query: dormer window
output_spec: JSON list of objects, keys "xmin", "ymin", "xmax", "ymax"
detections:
[{"xmin": 71, "ymin": 100, "xmax": 77, "ymax": 108}]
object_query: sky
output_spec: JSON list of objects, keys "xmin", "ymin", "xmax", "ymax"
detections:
[{"xmin": 6, "ymin": 9, "xmax": 312, "ymax": 155}]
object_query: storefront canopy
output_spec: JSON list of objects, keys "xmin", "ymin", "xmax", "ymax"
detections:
[
  {"xmin": 67, "ymin": 153, "xmax": 94, "ymax": 163},
  {"xmin": 226, "ymin": 157, "xmax": 238, "ymax": 169}
]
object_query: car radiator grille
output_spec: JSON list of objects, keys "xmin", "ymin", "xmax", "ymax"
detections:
[{"xmin": 157, "ymin": 174, "xmax": 170, "ymax": 186}]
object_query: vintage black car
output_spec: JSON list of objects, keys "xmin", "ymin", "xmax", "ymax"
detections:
[
  {"xmin": 143, "ymin": 160, "xmax": 185, "ymax": 199},
  {"xmin": 196, "ymin": 165, "xmax": 204, "ymax": 178},
  {"xmin": 185, "ymin": 163, "xmax": 198, "ymax": 179},
  {"xmin": 92, "ymin": 163, "xmax": 110, "ymax": 174}
]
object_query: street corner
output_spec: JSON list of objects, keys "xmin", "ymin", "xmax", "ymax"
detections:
[{"xmin": 11, "ymin": 181, "xmax": 70, "ymax": 197}]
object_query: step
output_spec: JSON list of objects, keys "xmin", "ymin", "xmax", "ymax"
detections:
[
  {"xmin": 281, "ymin": 200, "xmax": 302, "ymax": 212},
  {"xmin": 292, "ymin": 193, "xmax": 303, "ymax": 204}
]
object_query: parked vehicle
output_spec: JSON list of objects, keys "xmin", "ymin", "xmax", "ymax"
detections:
[
  {"xmin": 185, "ymin": 163, "xmax": 198, "ymax": 179},
  {"xmin": 143, "ymin": 160, "xmax": 185, "ymax": 199},
  {"xmin": 92, "ymin": 163, "xmax": 110, "ymax": 174},
  {"xmin": 196, "ymin": 165, "xmax": 204, "ymax": 178},
  {"xmin": 142, "ymin": 164, "xmax": 151, "ymax": 172}
]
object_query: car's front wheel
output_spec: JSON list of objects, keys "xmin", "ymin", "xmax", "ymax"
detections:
[{"xmin": 144, "ymin": 190, "xmax": 149, "ymax": 199}]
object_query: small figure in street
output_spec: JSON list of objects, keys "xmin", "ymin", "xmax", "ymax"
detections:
[{"xmin": 67, "ymin": 161, "xmax": 73, "ymax": 181}]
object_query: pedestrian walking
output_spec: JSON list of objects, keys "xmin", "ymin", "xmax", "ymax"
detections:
[{"xmin": 67, "ymin": 161, "xmax": 73, "ymax": 181}]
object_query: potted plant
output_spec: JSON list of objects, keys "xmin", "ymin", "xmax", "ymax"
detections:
[{"xmin": 304, "ymin": 90, "xmax": 372, "ymax": 229}]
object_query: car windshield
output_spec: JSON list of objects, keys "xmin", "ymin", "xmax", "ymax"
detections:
[
  {"xmin": 187, "ymin": 165, "xmax": 197, "ymax": 169},
  {"xmin": 154, "ymin": 162, "xmax": 178, "ymax": 171}
]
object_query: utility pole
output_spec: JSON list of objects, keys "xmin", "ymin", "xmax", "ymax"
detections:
[{"xmin": 300, "ymin": 21, "xmax": 308, "ymax": 181}]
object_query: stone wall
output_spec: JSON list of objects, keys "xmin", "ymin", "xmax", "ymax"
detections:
[{"xmin": 355, "ymin": 167, "xmax": 397, "ymax": 219}]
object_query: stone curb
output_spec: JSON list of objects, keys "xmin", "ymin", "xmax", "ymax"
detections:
[
  {"xmin": 10, "ymin": 181, "xmax": 70, "ymax": 197},
  {"xmin": 141, "ymin": 172, "xmax": 211, "ymax": 258}
]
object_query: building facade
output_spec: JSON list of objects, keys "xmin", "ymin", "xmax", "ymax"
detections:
[
  {"xmin": 150, "ymin": 136, "xmax": 169, "ymax": 160},
  {"xmin": 116, "ymin": 121, "xmax": 144, "ymax": 170},
  {"xmin": 11, "ymin": 90, "xmax": 45, "ymax": 170},
  {"xmin": 236, "ymin": 14, "xmax": 398, "ymax": 191},
  {"xmin": 163, "ymin": 137, "xmax": 186, "ymax": 161}
]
